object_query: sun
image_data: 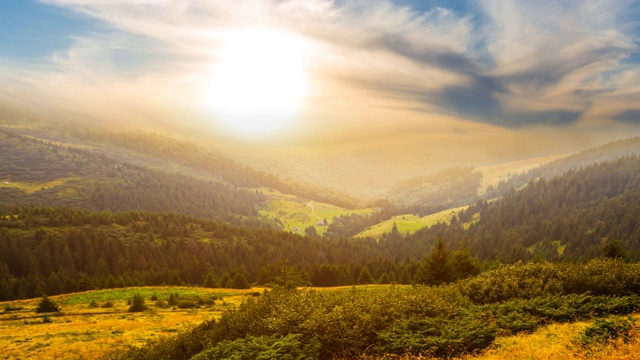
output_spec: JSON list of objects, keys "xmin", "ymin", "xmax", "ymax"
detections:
[{"xmin": 204, "ymin": 27, "xmax": 309, "ymax": 137}]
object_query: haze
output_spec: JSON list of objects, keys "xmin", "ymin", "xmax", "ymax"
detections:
[{"xmin": 2, "ymin": 0, "xmax": 640, "ymax": 196}]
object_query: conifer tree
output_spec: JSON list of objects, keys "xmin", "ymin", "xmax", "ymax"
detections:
[
  {"xmin": 36, "ymin": 294, "xmax": 60, "ymax": 313},
  {"xmin": 357, "ymin": 265, "xmax": 375, "ymax": 284},
  {"xmin": 203, "ymin": 272, "xmax": 220, "ymax": 288}
]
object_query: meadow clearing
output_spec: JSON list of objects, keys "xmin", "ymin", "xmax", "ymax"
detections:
[{"xmin": 258, "ymin": 188, "xmax": 373, "ymax": 236}]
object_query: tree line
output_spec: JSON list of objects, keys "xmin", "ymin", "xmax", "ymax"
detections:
[{"xmin": 0, "ymin": 205, "xmax": 482, "ymax": 300}]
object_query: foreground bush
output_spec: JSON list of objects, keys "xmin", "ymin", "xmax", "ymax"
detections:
[
  {"xmin": 459, "ymin": 258, "xmax": 640, "ymax": 304},
  {"xmin": 105, "ymin": 259, "xmax": 640, "ymax": 360},
  {"xmin": 104, "ymin": 286, "xmax": 468, "ymax": 360},
  {"xmin": 579, "ymin": 315, "xmax": 637, "ymax": 346},
  {"xmin": 190, "ymin": 334, "xmax": 321, "ymax": 360},
  {"xmin": 377, "ymin": 294, "xmax": 640, "ymax": 358}
]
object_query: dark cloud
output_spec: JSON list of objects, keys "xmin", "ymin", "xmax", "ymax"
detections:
[
  {"xmin": 614, "ymin": 109, "xmax": 640, "ymax": 123},
  {"xmin": 506, "ymin": 110, "xmax": 582, "ymax": 127},
  {"xmin": 434, "ymin": 76, "xmax": 503, "ymax": 120},
  {"xmin": 372, "ymin": 33, "xmax": 480, "ymax": 75}
]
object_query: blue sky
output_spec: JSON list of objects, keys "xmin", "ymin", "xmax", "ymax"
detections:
[
  {"xmin": 1, "ymin": 0, "xmax": 640, "ymax": 146},
  {"xmin": 0, "ymin": 1, "xmax": 98, "ymax": 60}
]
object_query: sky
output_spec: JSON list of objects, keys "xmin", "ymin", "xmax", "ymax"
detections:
[{"xmin": 1, "ymin": 0, "xmax": 640, "ymax": 154}]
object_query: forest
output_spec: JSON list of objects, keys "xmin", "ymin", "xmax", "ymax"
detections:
[{"xmin": 3, "ymin": 154, "xmax": 640, "ymax": 300}]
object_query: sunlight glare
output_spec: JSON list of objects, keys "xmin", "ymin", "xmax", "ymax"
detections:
[{"xmin": 205, "ymin": 28, "xmax": 309, "ymax": 137}]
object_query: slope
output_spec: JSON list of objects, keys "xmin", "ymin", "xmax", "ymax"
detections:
[{"xmin": 0, "ymin": 129, "xmax": 264, "ymax": 222}]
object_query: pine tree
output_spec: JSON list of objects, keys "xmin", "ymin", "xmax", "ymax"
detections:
[
  {"xmin": 36, "ymin": 294, "xmax": 60, "ymax": 313},
  {"xmin": 220, "ymin": 273, "xmax": 231, "ymax": 288},
  {"xmin": 603, "ymin": 238, "xmax": 628, "ymax": 261},
  {"xmin": 128, "ymin": 294, "xmax": 147, "ymax": 312},
  {"xmin": 415, "ymin": 237, "xmax": 451, "ymax": 286},
  {"xmin": 377, "ymin": 272, "xmax": 390, "ymax": 284},
  {"xmin": 229, "ymin": 273, "xmax": 250, "ymax": 289},
  {"xmin": 449, "ymin": 248, "xmax": 481, "ymax": 281},
  {"xmin": 202, "ymin": 272, "xmax": 220, "ymax": 288},
  {"xmin": 357, "ymin": 265, "xmax": 375, "ymax": 284}
]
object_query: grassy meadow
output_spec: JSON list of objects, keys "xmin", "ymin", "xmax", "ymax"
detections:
[
  {"xmin": 0, "ymin": 287, "xmax": 264, "ymax": 360},
  {"xmin": 0, "ymin": 177, "xmax": 80, "ymax": 195},
  {"xmin": 355, "ymin": 206, "xmax": 470, "ymax": 239},
  {"xmin": 476, "ymin": 154, "xmax": 566, "ymax": 195},
  {"xmin": 258, "ymin": 188, "xmax": 374, "ymax": 235}
]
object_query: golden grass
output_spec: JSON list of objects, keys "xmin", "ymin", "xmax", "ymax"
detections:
[
  {"xmin": 353, "ymin": 315, "xmax": 640, "ymax": 360},
  {"xmin": 0, "ymin": 287, "xmax": 264, "ymax": 360}
]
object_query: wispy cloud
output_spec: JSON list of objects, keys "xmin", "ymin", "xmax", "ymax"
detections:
[{"xmin": 1, "ymin": 0, "xmax": 640, "ymax": 135}]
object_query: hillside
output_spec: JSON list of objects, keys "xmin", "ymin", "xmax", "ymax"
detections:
[
  {"xmin": 258, "ymin": 188, "xmax": 373, "ymax": 236},
  {"xmin": 5, "ymin": 154, "xmax": 640, "ymax": 301},
  {"xmin": 486, "ymin": 137, "xmax": 640, "ymax": 198},
  {"xmin": 104, "ymin": 260, "xmax": 640, "ymax": 360},
  {"xmin": 354, "ymin": 206, "xmax": 469, "ymax": 239},
  {"xmin": 1, "ymin": 122, "xmax": 361, "ymax": 209},
  {"xmin": 0, "ymin": 129, "xmax": 264, "ymax": 222},
  {"xmin": 387, "ymin": 167, "xmax": 482, "ymax": 214},
  {"xmin": 408, "ymin": 155, "xmax": 640, "ymax": 262}
]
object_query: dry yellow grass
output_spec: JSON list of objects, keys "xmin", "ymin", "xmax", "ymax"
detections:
[
  {"xmin": 462, "ymin": 317, "xmax": 640, "ymax": 360},
  {"xmin": 0, "ymin": 287, "xmax": 264, "ymax": 360},
  {"xmin": 355, "ymin": 315, "xmax": 640, "ymax": 360}
]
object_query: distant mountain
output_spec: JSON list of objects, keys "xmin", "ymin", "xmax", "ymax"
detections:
[
  {"xmin": 1, "ymin": 122, "xmax": 360, "ymax": 209},
  {"xmin": 386, "ymin": 167, "xmax": 482, "ymax": 214},
  {"xmin": 0, "ymin": 129, "xmax": 265, "ymax": 223},
  {"xmin": 408, "ymin": 155, "xmax": 640, "ymax": 262},
  {"xmin": 486, "ymin": 137, "xmax": 640, "ymax": 198}
]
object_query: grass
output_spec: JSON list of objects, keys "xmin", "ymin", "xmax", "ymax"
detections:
[
  {"xmin": 353, "ymin": 314, "xmax": 640, "ymax": 360},
  {"xmin": 0, "ymin": 177, "xmax": 79, "ymax": 194},
  {"xmin": 476, "ymin": 154, "xmax": 567, "ymax": 195},
  {"xmin": 460, "ymin": 314, "xmax": 640, "ymax": 360},
  {"xmin": 526, "ymin": 240, "xmax": 567, "ymax": 256},
  {"xmin": 0, "ymin": 287, "xmax": 265, "ymax": 360},
  {"xmin": 355, "ymin": 206, "xmax": 469, "ymax": 239},
  {"xmin": 257, "ymin": 188, "xmax": 373, "ymax": 236}
]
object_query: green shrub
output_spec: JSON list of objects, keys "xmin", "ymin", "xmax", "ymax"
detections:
[
  {"xmin": 191, "ymin": 334, "xmax": 321, "ymax": 360},
  {"xmin": 101, "ymin": 301, "xmax": 114, "ymax": 308},
  {"xmin": 579, "ymin": 316, "xmax": 637, "ymax": 345},
  {"xmin": 178, "ymin": 301, "xmax": 197, "ymax": 309},
  {"xmin": 35, "ymin": 295, "xmax": 60, "ymax": 313},
  {"xmin": 155, "ymin": 299, "xmax": 169, "ymax": 308},
  {"xmin": 3, "ymin": 304, "xmax": 23, "ymax": 313},
  {"xmin": 128, "ymin": 294, "xmax": 147, "ymax": 312},
  {"xmin": 377, "ymin": 315, "xmax": 497, "ymax": 357},
  {"xmin": 459, "ymin": 262, "xmax": 563, "ymax": 304},
  {"xmin": 168, "ymin": 293, "xmax": 179, "ymax": 306},
  {"xmin": 377, "ymin": 294, "xmax": 640, "ymax": 358},
  {"xmin": 560, "ymin": 259, "xmax": 640, "ymax": 296}
]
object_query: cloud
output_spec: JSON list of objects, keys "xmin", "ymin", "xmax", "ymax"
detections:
[
  {"xmin": 614, "ymin": 109, "xmax": 640, "ymax": 123},
  {"xmin": 1, "ymin": 0, "xmax": 640, "ymax": 135}
]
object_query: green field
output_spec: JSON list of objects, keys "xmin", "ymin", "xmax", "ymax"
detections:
[
  {"xmin": 258, "ymin": 188, "xmax": 374, "ymax": 235},
  {"xmin": 355, "ymin": 205, "xmax": 470, "ymax": 239},
  {"xmin": 0, "ymin": 177, "xmax": 79, "ymax": 194}
]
